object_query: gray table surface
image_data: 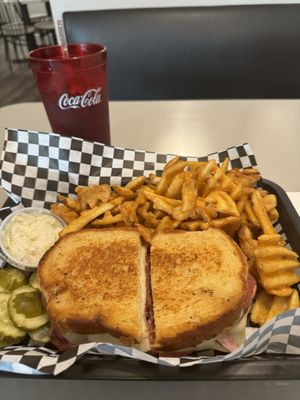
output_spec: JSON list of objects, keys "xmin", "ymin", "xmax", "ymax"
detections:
[{"xmin": 0, "ymin": 100, "xmax": 300, "ymax": 397}]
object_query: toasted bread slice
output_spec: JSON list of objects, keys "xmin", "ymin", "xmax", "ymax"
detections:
[
  {"xmin": 150, "ymin": 228, "xmax": 248, "ymax": 352},
  {"xmin": 38, "ymin": 228, "xmax": 150, "ymax": 351}
]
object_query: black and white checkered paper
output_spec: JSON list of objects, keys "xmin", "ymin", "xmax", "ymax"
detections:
[{"xmin": 0, "ymin": 128, "xmax": 299, "ymax": 376}]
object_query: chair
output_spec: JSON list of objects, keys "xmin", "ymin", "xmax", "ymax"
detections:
[
  {"xmin": 63, "ymin": 5, "xmax": 300, "ymax": 100},
  {"xmin": 0, "ymin": 0, "xmax": 36, "ymax": 70}
]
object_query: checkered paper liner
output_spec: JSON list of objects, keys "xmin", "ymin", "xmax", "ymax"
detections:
[{"xmin": 0, "ymin": 128, "xmax": 299, "ymax": 376}]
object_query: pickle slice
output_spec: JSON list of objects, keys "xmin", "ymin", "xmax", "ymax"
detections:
[
  {"xmin": 29, "ymin": 272, "xmax": 40, "ymax": 291},
  {"xmin": 0, "ymin": 292, "xmax": 26, "ymax": 347},
  {"xmin": 29, "ymin": 323, "xmax": 50, "ymax": 345},
  {"xmin": 0, "ymin": 267, "xmax": 27, "ymax": 293},
  {"xmin": 9, "ymin": 285, "xmax": 49, "ymax": 330}
]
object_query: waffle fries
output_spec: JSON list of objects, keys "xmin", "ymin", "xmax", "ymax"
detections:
[{"xmin": 51, "ymin": 156, "xmax": 300, "ymax": 324}]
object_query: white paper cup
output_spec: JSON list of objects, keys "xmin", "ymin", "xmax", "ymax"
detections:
[{"xmin": 0, "ymin": 207, "xmax": 66, "ymax": 271}]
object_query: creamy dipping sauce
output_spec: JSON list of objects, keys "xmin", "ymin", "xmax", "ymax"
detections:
[{"xmin": 1, "ymin": 211, "xmax": 63, "ymax": 267}]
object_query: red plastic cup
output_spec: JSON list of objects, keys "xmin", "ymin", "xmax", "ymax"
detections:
[{"xmin": 29, "ymin": 43, "xmax": 111, "ymax": 145}]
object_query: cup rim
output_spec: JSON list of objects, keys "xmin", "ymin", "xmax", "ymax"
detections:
[
  {"xmin": 28, "ymin": 43, "xmax": 107, "ymax": 63},
  {"xmin": 0, "ymin": 207, "xmax": 66, "ymax": 271}
]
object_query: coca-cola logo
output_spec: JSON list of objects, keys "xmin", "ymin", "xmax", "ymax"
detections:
[{"xmin": 58, "ymin": 87, "xmax": 102, "ymax": 110}]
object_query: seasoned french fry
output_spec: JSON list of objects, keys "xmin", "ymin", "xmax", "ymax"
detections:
[
  {"xmin": 156, "ymin": 161, "xmax": 187, "ymax": 195},
  {"xmin": 165, "ymin": 172, "xmax": 184, "ymax": 199},
  {"xmin": 50, "ymin": 204, "xmax": 79, "ymax": 224},
  {"xmin": 179, "ymin": 220, "xmax": 209, "ymax": 231},
  {"xmin": 125, "ymin": 176, "xmax": 146, "ymax": 191},
  {"xmin": 205, "ymin": 190, "xmax": 240, "ymax": 217},
  {"xmin": 137, "ymin": 203, "xmax": 159, "ymax": 228},
  {"xmin": 59, "ymin": 196, "xmax": 124, "ymax": 236},
  {"xmin": 57, "ymin": 194, "xmax": 82, "ymax": 213},
  {"xmin": 156, "ymin": 216, "xmax": 181, "ymax": 232},
  {"xmin": 181, "ymin": 172, "xmax": 197, "ymax": 213},
  {"xmin": 220, "ymin": 157, "xmax": 230, "ymax": 173},
  {"xmin": 250, "ymin": 289, "xmax": 274, "ymax": 325},
  {"xmin": 252, "ymin": 190, "xmax": 276, "ymax": 235},
  {"xmin": 266, "ymin": 290, "xmax": 300, "ymax": 321},
  {"xmin": 210, "ymin": 216, "xmax": 241, "ymax": 237},
  {"xmin": 113, "ymin": 186, "xmax": 136, "ymax": 199},
  {"xmin": 136, "ymin": 224, "xmax": 153, "ymax": 244},
  {"xmin": 164, "ymin": 156, "xmax": 180, "ymax": 170},
  {"xmin": 91, "ymin": 212, "xmax": 124, "ymax": 226}
]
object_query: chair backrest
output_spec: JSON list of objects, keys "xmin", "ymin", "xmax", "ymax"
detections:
[{"xmin": 64, "ymin": 5, "xmax": 300, "ymax": 100}]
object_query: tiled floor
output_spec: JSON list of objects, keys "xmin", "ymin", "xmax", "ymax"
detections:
[{"xmin": 0, "ymin": 37, "xmax": 41, "ymax": 107}]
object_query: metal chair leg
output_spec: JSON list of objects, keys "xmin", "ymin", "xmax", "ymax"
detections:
[{"xmin": 4, "ymin": 37, "xmax": 12, "ymax": 71}]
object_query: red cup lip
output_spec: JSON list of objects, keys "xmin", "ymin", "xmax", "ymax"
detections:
[{"xmin": 28, "ymin": 43, "xmax": 106, "ymax": 63}]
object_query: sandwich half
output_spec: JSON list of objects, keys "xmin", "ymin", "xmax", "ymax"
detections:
[
  {"xmin": 38, "ymin": 228, "xmax": 150, "ymax": 351},
  {"xmin": 150, "ymin": 228, "xmax": 249, "ymax": 353}
]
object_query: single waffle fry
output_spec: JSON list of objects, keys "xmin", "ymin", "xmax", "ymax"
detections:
[
  {"xmin": 196, "ymin": 160, "xmax": 217, "ymax": 195},
  {"xmin": 220, "ymin": 157, "xmax": 230, "ymax": 173},
  {"xmin": 189, "ymin": 199, "xmax": 211, "ymax": 222},
  {"xmin": 165, "ymin": 172, "xmax": 184, "ymax": 199},
  {"xmin": 181, "ymin": 172, "xmax": 198, "ymax": 213},
  {"xmin": 227, "ymin": 168, "xmax": 261, "ymax": 188},
  {"xmin": 257, "ymin": 271, "xmax": 299, "ymax": 296},
  {"xmin": 236, "ymin": 196, "xmax": 247, "ymax": 214},
  {"xmin": 268, "ymin": 208, "xmax": 279, "ymax": 221},
  {"xmin": 152, "ymin": 209, "xmax": 166, "ymax": 219},
  {"xmin": 76, "ymin": 184, "xmax": 112, "ymax": 209},
  {"xmin": 136, "ymin": 224, "xmax": 153, "ymax": 244},
  {"xmin": 244, "ymin": 200, "xmax": 260, "ymax": 228},
  {"xmin": 266, "ymin": 289, "xmax": 300, "ymax": 322},
  {"xmin": 120, "ymin": 201, "xmax": 139, "ymax": 226},
  {"xmin": 148, "ymin": 174, "xmax": 161, "ymax": 186},
  {"xmin": 229, "ymin": 184, "xmax": 243, "ymax": 201},
  {"xmin": 202, "ymin": 168, "xmax": 223, "ymax": 197},
  {"xmin": 237, "ymin": 224, "xmax": 258, "ymax": 275},
  {"xmin": 92, "ymin": 212, "xmax": 124, "ymax": 226},
  {"xmin": 257, "ymin": 234, "xmax": 284, "ymax": 246},
  {"xmin": 262, "ymin": 194, "xmax": 277, "ymax": 211},
  {"xmin": 179, "ymin": 220, "xmax": 209, "ymax": 231},
  {"xmin": 250, "ymin": 289, "xmax": 274, "ymax": 325},
  {"xmin": 210, "ymin": 216, "xmax": 241, "ymax": 237},
  {"xmin": 185, "ymin": 161, "xmax": 206, "ymax": 170},
  {"xmin": 156, "ymin": 161, "xmax": 187, "ymax": 195},
  {"xmin": 143, "ymin": 191, "xmax": 181, "ymax": 207},
  {"xmin": 156, "ymin": 216, "xmax": 180, "ymax": 232},
  {"xmin": 125, "ymin": 176, "xmax": 146, "ymax": 191},
  {"xmin": 252, "ymin": 190, "xmax": 276, "ymax": 234},
  {"xmin": 59, "ymin": 196, "xmax": 124, "ymax": 236},
  {"xmin": 255, "ymin": 235, "xmax": 300, "ymax": 296},
  {"xmin": 113, "ymin": 186, "xmax": 136, "ymax": 199},
  {"xmin": 50, "ymin": 204, "xmax": 79, "ymax": 224},
  {"xmin": 172, "ymin": 206, "xmax": 191, "ymax": 221},
  {"xmin": 205, "ymin": 190, "xmax": 240, "ymax": 217},
  {"xmin": 57, "ymin": 194, "xmax": 82, "ymax": 213},
  {"xmin": 137, "ymin": 203, "xmax": 159, "ymax": 228},
  {"xmin": 164, "ymin": 156, "xmax": 180, "ymax": 170}
]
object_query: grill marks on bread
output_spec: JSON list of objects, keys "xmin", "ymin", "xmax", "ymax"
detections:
[
  {"xmin": 150, "ymin": 229, "xmax": 248, "ymax": 351},
  {"xmin": 38, "ymin": 228, "xmax": 148, "ymax": 345},
  {"xmin": 38, "ymin": 228, "xmax": 248, "ymax": 352}
]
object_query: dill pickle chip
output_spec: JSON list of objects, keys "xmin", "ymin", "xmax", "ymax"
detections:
[
  {"xmin": 29, "ymin": 272, "xmax": 40, "ymax": 290},
  {"xmin": 9, "ymin": 285, "xmax": 49, "ymax": 330},
  {"xmin": 0, "ymin": 292, "xmax": 26, "ymax": 347},
  {"xmin": 0, "ymin": 267, "xmax": 27, "ymax": 293},
  {"xmin": 29, "ymin": 323, "xmax": 50, "ymax": 344}
]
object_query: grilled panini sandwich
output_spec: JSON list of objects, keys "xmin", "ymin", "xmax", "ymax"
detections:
[
  {"xmin": 38, "ymin": 228, "xmax": 150, "ymax": 351},
  {"xmin": 38, "ymin": 227, "xmax": 252, "ymax": 353},
  {"xmin": 150, "ymin": 229, "xmax": 249, "ymax": 352}
]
